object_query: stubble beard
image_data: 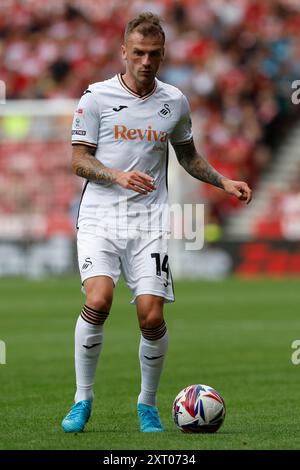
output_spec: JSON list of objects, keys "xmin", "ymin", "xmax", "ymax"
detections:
[{"xmin": 137, "ymin": 70, "xmax": 156, "ymax": 87}]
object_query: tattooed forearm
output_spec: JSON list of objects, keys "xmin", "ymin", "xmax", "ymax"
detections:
[
  {"xmin": 173, "ymin": 140, "xmax": 225, "ymax": 189},
  {"xmin": 75, "ymin": 162, "xmax": 114, "ymax": 183},
  {"xmin": 72, "ymin": 145, "xmax": 115, "ymax": 183}
]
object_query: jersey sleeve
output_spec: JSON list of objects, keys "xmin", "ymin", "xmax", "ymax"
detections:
[
  {"xmin": 71, "ymin": 90, "xmax": 100, "ymax": 148},
  {"xmin": 170, "ymin": 94, "xmax": 193, "ymax": 146}
]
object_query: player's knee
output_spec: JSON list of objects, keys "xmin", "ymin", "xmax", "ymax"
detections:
[
  {"xmin": 140, "ymin": 315, "xmax": 167, "ymax": 341},
  {"xmin": 85, "ymin": 294, "xmax": 112, "ymax": 314},
  {"xmin": 137, "ymin": 296, "xmax": 164, "ymax": 330},
  {"xmin": 139, "ymin": 312, "xmax": 165, "ymax": 330},
  {"xmin": 84, "ymin": 276, "xmax": 114, "ymax": 314}
]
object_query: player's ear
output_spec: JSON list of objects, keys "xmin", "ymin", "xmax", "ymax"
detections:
[{"xmin": 121, "ymin": 44, "xmax": 127, "ymax": 61}]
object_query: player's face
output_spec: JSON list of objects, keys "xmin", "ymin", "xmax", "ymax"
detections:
[{"xmin": 122, "ymin": 31, "xmax": 164, "ymax": 87}]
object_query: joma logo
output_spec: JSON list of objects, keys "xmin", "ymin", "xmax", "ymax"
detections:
[{"xmin": 114, "ymin": 125, "xmax": 168, "ymax": 142}]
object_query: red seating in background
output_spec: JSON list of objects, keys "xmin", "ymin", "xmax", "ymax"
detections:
[{"xmin": 0, "ymin": 141, "xmax": 80, "ymax": 239}]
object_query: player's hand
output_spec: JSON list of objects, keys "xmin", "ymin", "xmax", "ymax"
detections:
[
  {"xmin": 221, "ymin": 178, "xmax": 252, "ymax": 204},
  {"xmin": 113, "ymin": 170, "xmax": 156, "ymax": 194}
]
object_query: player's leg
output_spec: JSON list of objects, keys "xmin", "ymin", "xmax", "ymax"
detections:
[
  {"xmin": 122, "ymin": 235, "xmax": 174, "ymax": 432},
  {"xmin": 136, "ymin": 294, "xmax": 168, "ymax": 432},
  {"xmin": 74, "ymin": 275, "xmax": 113, "ymax": 404},
  {"xmin": 136, "ymin": 294, "xmax": 168, "ymax": 408},
  {"xmin": 62, "ymin": 275, "xmax": 114, "ymax": 433},
  {"xmin": 62, "ymin": 231, "xmax": 121, "ymax": 433}
]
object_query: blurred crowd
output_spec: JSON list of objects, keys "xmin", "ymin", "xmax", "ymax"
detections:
[
  {"xmin": 256, "ymin": 164, "xmax": 300, "ymax": 240},
  {"xmin": 1, "ymin": 0, "xmax": 300, "ymax": 239},
  {"xmin": 0, "ymin": 139, "xmax": 77, "ymax": 239}
]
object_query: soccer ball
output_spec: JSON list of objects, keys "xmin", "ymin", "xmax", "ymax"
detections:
[{"xmin": 172, "ymin": 384, "xmax": 226, "ymax": 433}]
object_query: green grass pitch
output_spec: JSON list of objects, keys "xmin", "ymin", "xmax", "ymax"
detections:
[{"xmin": 1, "ymin": 276, "xmax": 300, "ymax": 450}]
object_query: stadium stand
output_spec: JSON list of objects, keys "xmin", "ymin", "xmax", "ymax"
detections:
[{"xmin": 0, "ymin": 136, "xmax": 80, "ymax": 239}]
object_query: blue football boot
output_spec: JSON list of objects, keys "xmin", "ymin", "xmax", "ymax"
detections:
[
  {"xmin": 137, "ymin": 403, "xmax": 164, "ymax": 432},
  {"xmin": 61, "ymin": 400, "xmax": 92, "ymax": 433}
]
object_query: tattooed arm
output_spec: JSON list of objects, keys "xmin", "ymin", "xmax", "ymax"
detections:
[
  {"xmin": 72, "ymin": 144, "xmax": 155, "ymax": 194},
  {"xmin": 173, "ymin": 140, "xmax": 224, "ymax": 188},
  {"xmin": 173, "ymin": 139, "xmax": 252, "ymax": 203},
  {"xmin": 72, "ymin": 144, "xmax": 116, "ymax": 183}
]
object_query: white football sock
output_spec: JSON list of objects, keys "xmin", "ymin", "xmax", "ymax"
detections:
[
  {"xmin": 138, "ymin": 330, "xmax": 169, "ymax": 407},
  {"xmin": 74, "ymin": 314, "xmax": 104, "ymax": 403}
]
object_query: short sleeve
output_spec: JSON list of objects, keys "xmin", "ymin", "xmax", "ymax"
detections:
[
  {"xmin": 71, "ymin": 89, "xmax": 100, "ymax": 148},
  {"xmin": 170, "ymin": 94, "xmax": 193, "ymax": 146}
]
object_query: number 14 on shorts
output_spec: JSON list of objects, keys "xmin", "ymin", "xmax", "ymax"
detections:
[{"xmin": 151, "ymin": 253, "xmax": 169, "ymax": 285}]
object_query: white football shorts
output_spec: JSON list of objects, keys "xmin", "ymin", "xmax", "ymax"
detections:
[{"xmin": 77, "ymin": 228, "xmax": 175, "ymax": 304}]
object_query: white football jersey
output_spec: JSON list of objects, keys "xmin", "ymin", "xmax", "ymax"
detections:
[{"xmin": 72, "ymin": 74, "xmax": 192, "ymax": 234}]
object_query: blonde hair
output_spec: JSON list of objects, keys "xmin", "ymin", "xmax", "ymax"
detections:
[{"xmin": 124, "ymin": 12, "xmax": 165, "ymax": 44}]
